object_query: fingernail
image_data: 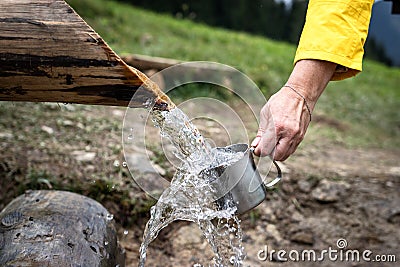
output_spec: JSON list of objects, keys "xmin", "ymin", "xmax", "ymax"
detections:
[{"xmin": 251, "ymin": 136, "xmax": 261, "ymax": 147}]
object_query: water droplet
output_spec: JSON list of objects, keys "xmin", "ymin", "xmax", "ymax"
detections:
[
  {"xmin": 106, "ymin": 214, "xmax": 114, "ymax": 221},
  {"xmin": 122, "ymin": 161, "xmax": 127, "ymax": 168},
  {"xmin": 127, "ymin": 128, "xmax": 134, "ymax": 141},
  {"xmin": 123, "ymin": 230, "xmax": 129, "ymax": 235},
  {"xmin": 113, "ymin": 160, "xmax": 120, "ymax": 167},
  {"xmin": 104, "ymin": 241, "xmax": 109, "ymax": 246}
]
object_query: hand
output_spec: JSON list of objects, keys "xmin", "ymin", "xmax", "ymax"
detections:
[
  {"xmin": 251, "ymin": 59, "xmax": 337, "ymax": 161},
  {"xmin": 251, "ymin": 86, "xmax": 311, "ymax": 161}
]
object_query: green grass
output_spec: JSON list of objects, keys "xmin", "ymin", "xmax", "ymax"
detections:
[{"xmin": 66, "ymin": 0, "xmax": 400, "ymax": 148}]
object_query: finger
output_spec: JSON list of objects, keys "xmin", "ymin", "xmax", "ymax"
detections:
[
  {"xmin": 253, "ymin": 105, "xmax": 276, "ymax": 157},
  {"xmin": 275, "ymin": 132, "xmax": 305, "ymax": 161},
  {"xmin": 274, "ymin": 137, "xmax": 292, "ymax": 161},
  {"xmin": 251, "ymin": 136, "xmax": 261, "ymax": 148},
  {"xmin": 254, "ymin": 129, "xmax": 276, "ymax": 157},
  {"xmin": 285, "ymin": 136, "xmax": 303, "ymax": 159}
]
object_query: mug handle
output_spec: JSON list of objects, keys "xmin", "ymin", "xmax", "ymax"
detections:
[{"xmin": 249, "ymin": 147, "xmax": 282, "ymax": 188}]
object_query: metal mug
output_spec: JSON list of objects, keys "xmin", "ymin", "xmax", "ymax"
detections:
[{"xmin": 208, "ymin": 143, "xmax": 282, "ymax": 214}]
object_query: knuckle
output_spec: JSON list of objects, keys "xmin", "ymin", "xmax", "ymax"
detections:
[
  {"xmin": 275, "ymin": 121, "xmax": 285, "ymax": 133},
  {"xmin": 291, "ymin": 124, "xmax": 301, "ymax": 136}
]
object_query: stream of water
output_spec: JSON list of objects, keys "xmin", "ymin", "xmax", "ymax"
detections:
[{"xmin": 138, "ymin": 107, "xmax": 246, "ymax": 266}]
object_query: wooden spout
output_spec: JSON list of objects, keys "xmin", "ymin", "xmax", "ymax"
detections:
[{"xmin": 0, "ymin": 0, "xmax": 173, "ymax": 109}]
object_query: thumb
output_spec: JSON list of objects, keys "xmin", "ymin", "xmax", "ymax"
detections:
[
  {"xmin": 252, "ymin": 105, "xmax": 276, "ymax": 157},
  {"xmin": 251, "ymin": 135, "xmax": 261, "ymax": 148}
]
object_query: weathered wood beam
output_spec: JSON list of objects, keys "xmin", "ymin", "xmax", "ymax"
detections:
[
  {"xmin": 122, "ymin": 54, "xmax": 182, "ymax": 72},
  {"xmin": 0, "ymin": 0, "xmax": 171, "ymax": 108}
]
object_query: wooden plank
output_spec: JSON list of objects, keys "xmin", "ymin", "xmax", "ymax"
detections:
[
  {"xmin": 122, "ymin": 54, "xmax": 182, "ymax": 71},
  {"xmin": 0, "ymin": 0, "xmax": 172, "ymax": 108}
]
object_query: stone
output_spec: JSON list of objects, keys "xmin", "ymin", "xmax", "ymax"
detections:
[
  {"xmin": 297, "ymin": 180, "xmax": 312, "ymax": 193},
  {"xmin": 41, "ymin": 125, "xmax": 54, "ymax": 135},
  {"xmin": 112, "ymin": 109, "xmax": 125, "ymax": 117},
  {"xmin": 60, "ymin": 120, "xmax": 74, "ymax": 127},
  {"xmin": 290, "ymin": 211, "xmax": 304, "ymax": 222},
  {"xmin": 386, "ymin": 207, "xmax": 400, "ymax": 224},
  {"xmin": 71, "ymin": 151, "xmax": 96, "ymax": 162},
  {"xmin": 0, "ymin": 132, "xmax": 13, "ymax": 139},
  {"xmin": 125, "ymin": 154, "xmax": 166, "ymax": 175},
  {"xmin": 387, "ymin": 166, "xmax": 400, "ymax": 176},
  {"xmin": 265, "ymin": 224, "xmax": 283, "ymax": 242},
  {"xmin": 290, "ymin": 230, "xmax": 314, "ymax": 245},
  {"xmin": 0, "ymin": 190, "xmax": 124, "ymax": 266},
  {"xmin": 278, "ymin": 162, "xmax": 291, "ymax": 174},
  {"xmin": 173, "ymin": 225, "xmax": 202, "ymax": 247},
  {"xmin": 311, "ymin": 179, "xmax": 350, "ymax": 203}
]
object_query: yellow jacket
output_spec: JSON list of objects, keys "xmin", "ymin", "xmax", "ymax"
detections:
[{"xmin": 294, "ymin": 0, "xmax": 374, "ymax": 80}]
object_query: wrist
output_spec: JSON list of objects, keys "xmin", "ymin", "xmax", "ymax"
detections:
[
  {"xmin": 286, "ymin": 59, "xmax": 337, "ymax": 108},
  {"xmin": 282, "ymin": 84, "xmax": 312, "ymax": 121}
]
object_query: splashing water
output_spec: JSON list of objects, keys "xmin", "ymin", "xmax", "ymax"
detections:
[{"xmin": 138, "ymin": 107, "xmax": 246, "ymax": 266}]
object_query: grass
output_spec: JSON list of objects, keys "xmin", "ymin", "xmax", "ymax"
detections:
[{"xmin": 66, "ymin": 0, "xmax": 399, "ymax": 148}]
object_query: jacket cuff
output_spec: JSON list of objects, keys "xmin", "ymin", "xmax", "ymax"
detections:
[{"xmin": 294, "ymin": 0, "xmax": 374, "ymax": 80}]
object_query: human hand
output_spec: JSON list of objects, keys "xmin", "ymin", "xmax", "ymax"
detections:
[
  {"xmin": 251, "ymin": 59, "xmax": 336, "ymax": 161},
  {"xmin": 251, "ymin": 86, "xmax": 312, "ymax": 161}
]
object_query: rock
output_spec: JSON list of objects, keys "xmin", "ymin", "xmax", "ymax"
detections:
[
  {"xmin": 76, "ymin": 122, "xmax": 85, "ymax": 130},
  {"xmin": 386, "ymin": 207, "xmax": 400, "ymax": 224},
  {"xmin": 41, "ymin": 125, "xmax": 54, "ymax": 135},
  {"xmin": 278, "ymin": 162, "xmax": 291, "ymax": 174},
  {"xmin": 173, "ymin": 224, "xmax": 202, "ymax": 247},
  {"xmin": 60, "ymin": 120, "xmax": 74, "ymax": 127},
  {"xmin": 125, "ymin": 154, "xmax": 156, "ymax": 173},
  {"xmin": 311, "ymin": 179, "xmax": 350, "ymax": 203},
  {"xmin": 261, "ymin": 206, "xmax": 276, "ymax": 223},
  {"xmin": 125, "ymin": 154, "xmax": 166, "ymax": 176},
  {"xmin": 153, "ymin": 164, "xmax": 166, "ymax": 176},
  {"xmin": 72, "ymin": 151, "xmax": 96, "ymax": 162},
  {"xmin": 281, "ymin": 183, "xmax": 294, "ymax": 194},
  {"xmin": 135, "ymin": 173, "xmax": 170, "ymax": 197},
  {"xmin": 290, "ymin": 210, "xmax": 304, "ymax": 222},
  {"xmin": 297, "ymin": 180, "xmax": 312, "ymax": 193},
  {"xmin": 265, "ymin": 224, "xmax": 283, "ymax": 242},
  {"xmin": 290, "ymin": 231, "xmax": 314, "ymax": 245},
  {"xmin": 112, "ymin": 109, "xmax": 125, "ymax": 117},
  {"xmin": 387, "ymin": 166, "xmax": 400, "ymax": 176},
  {"xmin": 0, "ymin": 132, "xmax": 13, "ymax": 139},
  {"xmin": 0, "ymin": 190, "xmax": 125, "ymax": 267}
]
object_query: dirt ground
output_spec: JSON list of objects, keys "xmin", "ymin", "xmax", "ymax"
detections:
[{"xmin": 0, "ymin": 102, "xmax": 399, "ymax": 267}]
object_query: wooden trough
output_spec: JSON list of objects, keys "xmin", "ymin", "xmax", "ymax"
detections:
[{"xmin": 0, "ymin": 0, "xmax": 172, "ymax": 108}]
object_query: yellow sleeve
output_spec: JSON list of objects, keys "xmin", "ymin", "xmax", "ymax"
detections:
[{"xmin": 294, "ymin": 0, "xmax": 374, "ymax": 80}]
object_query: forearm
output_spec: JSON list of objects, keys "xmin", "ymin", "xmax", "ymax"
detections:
[{"xmin": 285, "ymin": 59, "xmax": 337, "ymax": 111}]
